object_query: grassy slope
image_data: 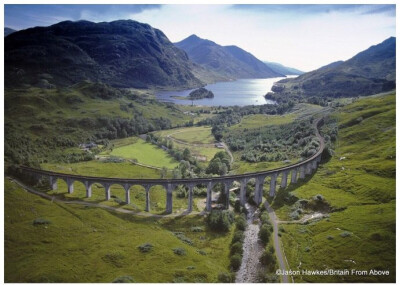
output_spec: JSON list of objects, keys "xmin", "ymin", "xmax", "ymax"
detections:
[
  {"xmin": 5, "ymin": 85, "xmax": 193, "ymax": 166},
  {"xmin": 4, "ymin": 179, "xmax": 233, "ymax": 283},
  {"xmin": 106, "ymin": 137, "xmax": 179, "ymax": 169},
  {"xmin": 275, "ymin": 93, "xmax": 395, "ymax": 282}
]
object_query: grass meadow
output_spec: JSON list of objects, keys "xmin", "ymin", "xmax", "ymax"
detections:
[
  {"xmin": 4, "ymin": 179, "xmax": 233, "ymax": 283},
  {"xmin": 273, "ymin": 93, "xmax": 395, "ymax": 282}
]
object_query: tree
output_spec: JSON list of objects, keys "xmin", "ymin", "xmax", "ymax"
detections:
[
  {"xmin": 183, "ymin": 148, "xmax": 191, "ymax": 161},
  {"xmin": 160, "ymin": 167, "xmax": 168, "ymax": 179}
]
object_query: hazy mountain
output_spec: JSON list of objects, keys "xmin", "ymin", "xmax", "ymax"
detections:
[
  {"xmin": 4, "ymin": 27, "xmax": 16, "ymax": 37},
  {"xmin": 175, "ymin": 34, "xmax": 283, "ymax": 79},
  {"xmin": 263, "ymin": 61, "xmax": 304, "ymax": 75},
  {"xmin": 270, "ymin": 37, "xmax": 396, "ymax": 98},
  {"xmin": 5, "ymin": 20, "xmax": 203, "ymax": 89}
]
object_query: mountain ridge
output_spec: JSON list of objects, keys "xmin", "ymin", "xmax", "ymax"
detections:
[
  {"xmin": 263, "ymin": 61, "xmax": 304, "ymax": 75},
  {"xmin": 268, "ymin": 37, "xmax": 396, "ymax": 98},
  {"xmin": 175, "ymin": 34, "xmax": 283, "ymax": 79}
]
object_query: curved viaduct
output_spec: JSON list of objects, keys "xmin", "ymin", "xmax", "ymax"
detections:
[{"xmin": 19, "ymin": 118, "xmax": 325, "ymax": 214}]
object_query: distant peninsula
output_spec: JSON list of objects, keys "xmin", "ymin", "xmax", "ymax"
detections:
[{"xmin": 189, "ymin": 88, "xmax": 214, "ymax": 99}]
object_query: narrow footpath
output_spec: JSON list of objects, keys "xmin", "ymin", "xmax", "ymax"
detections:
[{"xmin": 264, "ymin": 201, "xmax": 290, "ymax": 283}]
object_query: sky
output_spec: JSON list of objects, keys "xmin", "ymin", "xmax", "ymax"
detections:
[{"xmin": 4, "ymin": 4, "xmax": 396, "ymax": 71}]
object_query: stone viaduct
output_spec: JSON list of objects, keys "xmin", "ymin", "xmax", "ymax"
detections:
[{"xmin": 19, "ymin": 118, "xmax": 325, "ymax": 214}]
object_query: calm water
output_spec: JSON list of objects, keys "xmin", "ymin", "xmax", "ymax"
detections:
[{"xmin": 156, "ymin": 77, "xmax": 294, "ymax": 106}]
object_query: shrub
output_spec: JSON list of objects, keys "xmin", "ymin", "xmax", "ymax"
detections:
[
  {"xmin": 260, "ymin": 251, "xmax": 276, "ymax": 266},
  {"xmin": 206, "ymin": 210, "xmax": 234, "ymax": 232},
  {"xmin": 173, "ymin": 248, "xmax": 187, "ymax": 256},
  {"xmin": 267, "ymin": 245, "xmax": 275, "ymax": 254},
  {"xmin": 197, "ymin": 250, "xmax": 207, "ymax": 255},
  {"xmin": 259, "ymin": 225, "xmax": 272, "ymax": 244},
  {"xmin": 102, "ymin": 251, "xmax": 126, "ymax": 268},
  {"xmin": 230, "ymin": 242, "xmax": 243, "ymax": 256},
  {"xmin": 230, "ymin": 254, "xmax": 242, "ymax": 271},
  {"xmin": 173, "ymin": 232, "xmax": 193, "ymax": 245},
  {"xmin": 217, "ymin": 272, "xmax": 235, "ymax": 283},
  {"xmin": 340, "ymin": 231, "xmax": 352, "ymax": 238},
  {"xmin": 33, "ymin": 218, "xmax": 51, "ymax": 225},
  {"xmin": 138, "ymin": 243, "xmax": 153, "ymax": 253},
  {"xmin": 234, "ymin": 200, "xmax": 241, "ymax": 213},
  {"xmin": 235, "ymin": 215, "xmax": 247, "ymax": 231},
  {"xmin": 232, "ymin": 230, "xmax": 245, "ymax": 244},
  {"xmin": 191, "ymin": 226, "xmax": 203, "ymax": 232},
  {"xmin": 112, "ymin": 276, "xmax": 135, "ymax": 283},
  {"xmin": 260, "ymin": 212, "xmax": 271, "ymax": 225}
]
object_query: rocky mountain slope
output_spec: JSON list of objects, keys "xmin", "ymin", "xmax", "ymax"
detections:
[{"xmin": 5, "ymin": 20, "xmax": 203, "ymax": 89}]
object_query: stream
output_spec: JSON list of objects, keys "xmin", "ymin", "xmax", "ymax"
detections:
[{"xmin": 235, "ymin": 203, "xmax": 264, "ymax": 283}]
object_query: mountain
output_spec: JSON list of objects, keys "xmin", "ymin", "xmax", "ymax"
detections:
[
  {"xmin": 175, "ymin": 34, "xmax": 283, "ymax": 79},
  {"xmin": 269, "ymin": 37, "xmax": 396, "ymax": 98},
  {"xmin": 263, "ymin": 61, "xmax": 304, "ymax": 75},
  {"xmin": 4, "ymin": 27, "xmax": 16, "ymax": 37},
  {"xmin": 5, "ymin": 20, "xmax": 203, "ymax": 89}
]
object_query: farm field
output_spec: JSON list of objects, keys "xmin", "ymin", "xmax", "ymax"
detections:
[
  {"xmin": 273, "ymin": 93, "xmax": 395, "ymax": 282},
  {"xmin": 4, "ymin": 178, "xmax": 233, "ymax": 283},
  {"xmin": 103, "ymin": 137, "xmax": 179, "ymax": 169}
]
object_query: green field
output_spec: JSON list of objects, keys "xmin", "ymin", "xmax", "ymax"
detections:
[
  {"xmin": 230, "ymin": 113, "xmax": 296, "ymax": 130},
  {"xmin": 104, "ymin": 137, "xmax": 179, "ymax": 169},
  {"xmin": 4, "ymin": 178, "xmax": 233, "ymax": 282},
  {"xmin": 170, "ymin": 126, "xmax": 215, "ymax": 144},
  {"xmin": 155, "ymin": 126, "xmax": 215, "ymax": 144},
  {"xmin": 154, "ymin": 126, "xmax": 222, "ymax": 162},
  {"xmin": 274, "ymin": 93, "xmax": 396, "ymax": 282}
]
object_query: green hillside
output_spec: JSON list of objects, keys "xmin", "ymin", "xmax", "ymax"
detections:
[
  {"xmin": 4, "ymin": 178, "xmax": 233, "ymax": 282},
  {"xmin": 274, "ymin": 92, "xmax": 395, "ymax": 282}
]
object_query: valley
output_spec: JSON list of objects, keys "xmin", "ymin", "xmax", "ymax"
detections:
[{"xmin": 4, "ymin": 7, "xmax": 396, "ymax": 284}]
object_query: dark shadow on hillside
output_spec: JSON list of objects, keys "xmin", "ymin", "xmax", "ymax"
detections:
[{"xmin": 267, "ymin": 155, "xmax": 332, "ymax": 211}]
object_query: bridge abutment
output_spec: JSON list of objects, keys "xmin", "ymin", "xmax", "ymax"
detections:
[
  {"xmin": 291, "ymin": 168, "xmax": 298, "ymax": 184},
  {"xmin": 223, "ymin": 181, "xmax": 232, "ymax": 209},
  {"xmin": 85, "ymin": 181, "xmax": 92, "ymax": 198},
  {"xmin": 299, "ymin": 166, "xmax": 305, "ymax": 179},
  {"xmin": 166, "ymin": 184, "xmax": 173, "ymax": 214},
  {"xmin": 206, "ymin": 182, "xmax": 212, "ymax": 212},
  {"xmin": 187, "ymin": 183, "xmax": 195, "ymax": 212},
  {"xmin": 66, "ymin": 178, "xmax": 74, "ymax": 194},
  {"xmin": 281, "ymin": 171, "xmax": 288, "ymax": 189},
  {"xmin": 239, "ymin": 178, "xmax": 248, "ymax": 206},
  {"xmin": 145, "ymin": 185, "xmax": 151, "ymax": 212},
  {"xmin": 269, "ymin": 174, "xmax": 277, "ymax": 197},
  {"xmin": 49, "ymin": 176, "xmax": 57, "ymax": 191},
  {"xmin": 104, "ymin": 183, "xmax": 111, "ymax": 201}
]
